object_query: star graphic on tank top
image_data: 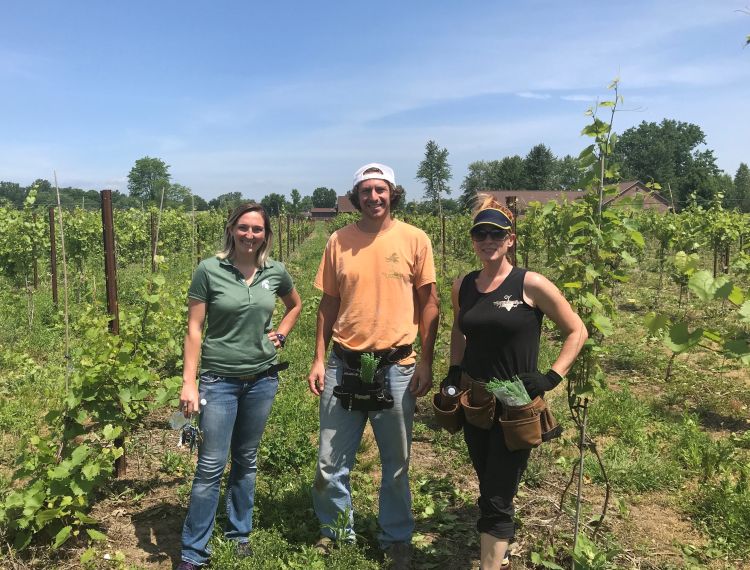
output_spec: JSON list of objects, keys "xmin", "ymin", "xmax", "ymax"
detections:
[{"xmin": 493, "ymin": 295, "xmax": 522, "ymax": 311}]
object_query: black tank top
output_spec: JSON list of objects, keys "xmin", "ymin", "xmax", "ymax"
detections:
[{"xmin": 458, "ymin": 267, "xmax": 544, "ymax": 382}]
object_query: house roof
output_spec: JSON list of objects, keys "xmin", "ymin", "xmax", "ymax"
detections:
[
  {"xmin": 482, "ymin": 181, "xmax": 670, "ymax": 211},
  {"xmin": 336, "ymin": 196, "xmax": 357, "ymax": 213},
  {"xmin": 310, "ymin": 207, "xmax": 337, "ymax": 213}
]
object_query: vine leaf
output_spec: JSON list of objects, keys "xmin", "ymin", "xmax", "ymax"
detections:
[{"xmin": 665, "ymin": 323, "xmax": 703, "ymax": 353}]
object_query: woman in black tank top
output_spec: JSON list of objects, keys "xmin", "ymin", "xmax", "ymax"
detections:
[{"xmin": 443, "ymin": 197, "xmax": 587, "ymax": 570}]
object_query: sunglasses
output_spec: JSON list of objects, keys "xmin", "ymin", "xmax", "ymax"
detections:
[{"xmin": 470, "ymin": 228, "xmax": 508, "ymax": 241}]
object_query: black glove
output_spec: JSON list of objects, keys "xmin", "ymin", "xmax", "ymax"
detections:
[
  {"xmin": 518, "ymin": 369, "xmax": 563, "ymax": 399},
  {"xmin": 440, "ymin": 365, "xmax": 462, "ymax": 391}
]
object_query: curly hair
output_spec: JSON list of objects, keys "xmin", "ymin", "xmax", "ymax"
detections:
[{"xmin": 348, "ymin": 167, "xmax": 404, "ymax": 211}]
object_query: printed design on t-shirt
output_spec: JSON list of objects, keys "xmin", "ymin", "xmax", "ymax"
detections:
[
  {"xmin": 383, "ymin": 252, "xmax": 404, "ymax": 280},
  {"xmin": 493, "ymin": 295, "xmax": 522, "ymax": 311}
]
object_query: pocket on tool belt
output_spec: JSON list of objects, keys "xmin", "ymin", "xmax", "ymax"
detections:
[
  {"xmin": 498, "ymin": 396, "xmax": 562, "ymax": 451},
  {"xmin": 460, "ymin": 376, "xmax": 496, "ymax": 430}
]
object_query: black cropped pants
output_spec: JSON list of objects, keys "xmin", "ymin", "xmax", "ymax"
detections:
[{"xmin": 463, "ymin": 421, "xmax": 531, "ymax": 539}]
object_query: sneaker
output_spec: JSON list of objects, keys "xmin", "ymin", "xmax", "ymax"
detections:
[
  {"xmin": 235, "ymin": 541, "xmax": 253, "ymax": 558},
  {"xmin": 384, "ymin": 542, "xmax": 412, "ymax": 569},
  {"xmin": 313, "ymin": 536, "xmax": 334, "ymax": 555},
  {"xmin": 176, "ymin": 562, "xmax": 201, "ymax": 570}
]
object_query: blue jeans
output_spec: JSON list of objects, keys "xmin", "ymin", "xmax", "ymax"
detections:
[
  {"xmin": 312, "ymin": 353, "xmax": 416, "ymax": 547},
  {"xmin": 181, "ymin": 371, "xmax": 278, "ymax": 566}
]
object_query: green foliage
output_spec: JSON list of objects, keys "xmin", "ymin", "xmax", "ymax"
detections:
[
  {"xmin": 311, "ymin": 187, "xmax": 336, "ymax": 209},
  {"xmin": 127, "ymin": 156, "xmax": 171, "ymax": 204},
  {"xmin": 416, "ymin": 140, "xmax": 452, "ymax": 214}
]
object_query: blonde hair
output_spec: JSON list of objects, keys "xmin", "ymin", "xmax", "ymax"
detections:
[
  {"xmin": 216, "ymin": 203, "xmax": 273, "ymax": 267},
  {"xmin": 473, "ymin": 193, "xmax": 514, "ymax": 221}
]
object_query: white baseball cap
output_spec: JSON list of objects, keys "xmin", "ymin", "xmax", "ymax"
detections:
[{"xmin": 352, "ymin": 163, "xmax": 396, "ymax": 188}]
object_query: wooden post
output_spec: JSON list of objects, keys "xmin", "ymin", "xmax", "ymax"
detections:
[
  {"xmin": 150, "ymin": 212, "xmax": 157, "ymax": 273},
  {"xmin": 286, "ymin": 214, "xmax": 291, "ymax": 258},
  {"xmin": 101, "ymin": 190, "xmax": 125, "ymax": 477},
  {"xmin": 506, "ymin": 196, "xmax": 518, "ymax": 266},
  {"xmin": 49, "ymin": 207, "xmax": 58, "ymax": 306},
  {"xmin": 277, "ymin": 216, "xmax": 283, "ymax": 262}
]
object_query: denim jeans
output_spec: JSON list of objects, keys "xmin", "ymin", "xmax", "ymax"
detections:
[
  {"xmin": 312, "ymin": 353, "xmax": 416, "ymax": 548},
  {"xmin": 180, "ymin": 371, "xmax": 278, "ymax": 566}
]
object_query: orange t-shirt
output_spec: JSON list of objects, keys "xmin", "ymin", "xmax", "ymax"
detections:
[{"xmin": 314, "ymin": 220, "xmax": 436, "ymax": 360}]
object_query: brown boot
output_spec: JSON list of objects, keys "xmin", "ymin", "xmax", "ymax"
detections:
[{"xmin": 384, "ymin": 542, "xmax": 412, "ymax": 569}]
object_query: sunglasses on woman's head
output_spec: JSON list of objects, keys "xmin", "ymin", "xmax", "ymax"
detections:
[{"xmin": 470, "ymin": 228, "xmax": 508, "ymax": 241}]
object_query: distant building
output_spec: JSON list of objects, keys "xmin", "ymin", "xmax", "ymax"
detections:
[
  {"xmin": 309, "ymin": 207, "xmax": 338, "ymax": 221},
  {"xmin": 336, "ymin": 195, "xmax": 357, "ymax": 214},
  {"xmin": 480, "ymin": 181, "xmax": 671, "ymax": 214}
]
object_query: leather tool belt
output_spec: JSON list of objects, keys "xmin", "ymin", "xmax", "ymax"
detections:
[
  {"xmin": 433, "ymin": 371, "xmax": 563, "ymax": 451},
  {"xmin": 331, "ymin": 342, "xmax": 412, "ymax": 412}
]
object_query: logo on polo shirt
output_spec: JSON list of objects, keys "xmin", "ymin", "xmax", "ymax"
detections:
[{"xmin": 262, "ymin": 281, "xmax": 270, "ymax": 290}]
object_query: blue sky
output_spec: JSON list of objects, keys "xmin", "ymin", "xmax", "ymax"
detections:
[{"xmin": 2, "ymin": 1, "xmax": 748, "ymax": 202}]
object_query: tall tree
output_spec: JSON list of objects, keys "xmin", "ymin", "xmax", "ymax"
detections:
[
  {"xmin": 288, "ymin": 189, "xmax": 303, "ymax": 215},
  {"xmin": 495, "ymin": 155, "xmax": 526, "ymax": 189},
  {"xmin": 613, "ymin": 119, "xmax": 720, "ymax": 207},
  {"xmin": 261, "ymin": 193, "xmax": 287, "ymax": 216},
  {"xmin": 523, "ymin": 143, "xmax": 555, "ymax": 189},
  {"xmin": 553, "ymin": 155, "xmax": 582, "ymax": 189},
  {"xmin": 459, "ymin": 160, "xmax": 493, "ymax": 211},
  {"xmin": 311, "ymin": 187, "xmax": 336, "ymax": 208},
  {"xmin": 732, "ymin": 163, "xmax": 750, "ymax": 212},
  {"xmin": 127, "ymin": 157, "xmax": 171, "ymax": 203},
  {"xmin": 416, "ymin": 139, "xmax": 452, "ymax": 216}
]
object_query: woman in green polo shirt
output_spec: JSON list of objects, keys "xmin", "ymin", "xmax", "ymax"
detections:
[{"xmin": 177, "ymin": 203, "xmax": 302, "ymax": 570}]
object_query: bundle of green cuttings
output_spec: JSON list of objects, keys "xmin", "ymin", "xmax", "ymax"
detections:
[
  {"xmin": 485, "ymin": 376, "xmax": 531, "ymax": 407},
  {"xmin": 360, "ymin": 352, "xmax": 378, "ymax": 384}
]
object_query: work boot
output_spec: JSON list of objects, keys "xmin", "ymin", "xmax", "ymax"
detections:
[
  {"xmin": 313, "ymin": 536, "xmax": 334, "ymax": 555},
  {"xmin": 384, "ymin": 541, "xmax": 412, "ymax": 569}
]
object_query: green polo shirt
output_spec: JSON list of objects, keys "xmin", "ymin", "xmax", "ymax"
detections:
[{"xmin": 188, "ymin": 256, "xmax": 294, "ymax": 376}]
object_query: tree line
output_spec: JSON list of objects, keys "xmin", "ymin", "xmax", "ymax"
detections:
[
  {"xmin": 419, "ymin": 119, "xmax": 749, "ymax": 213},
  {"xmin": 1, "ymin": 118, "xmax": 747, "ymax": 214}
]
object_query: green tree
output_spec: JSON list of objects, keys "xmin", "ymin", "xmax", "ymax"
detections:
[
  {"xmin": 127, "ymin": 157, "xmax": 171, "ymax": 203},
  {"xmin": 553, "ymin": 155, "xmax": 582, "ymax": 189},
  {"xmin": 613, "ymin": 119, "xmax": 720, "ymax": 208},
  {"xmin": 416, "ymin": 139, "xmax": 452, "ymax": 216},
  {"xmin": 208, "ymin": 192, "xmax": 244, "ymax": 210},
  {"xmin": 261, "ymin": 193, "xmax": 288, "ymax": 216},
  {"xmin": 459, "ymin": 160, "xmax": 494, "ymax": 211},
  {"xmin": 299, "ymin": 195, "xmax": 313, "ymax": 212},
  {"xmin": 494, "ymin": 155, "xmax": 526, "ymax": 189},
  {"xmin": 311, "ymin": 187, "xmax": 336, "ymax": 208},
  {"xmin": 288, "ymin": 189, "xmax": 303, "ymax": 215},
  {"xmin": 169, "ymin": 183, "xmax": 193, "ymax": 208},
  {"xmin": 728, "ymin": 163, "xmax": 750, "ymax": 212},
  {"xmin": 523, "ymin": 143, "xmax": 555, "ymax": 189}
]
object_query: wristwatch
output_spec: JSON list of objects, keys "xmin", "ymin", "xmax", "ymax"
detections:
[{"xmin": 276, "ymin": 333, "xmax": 286, "ymax": 348}]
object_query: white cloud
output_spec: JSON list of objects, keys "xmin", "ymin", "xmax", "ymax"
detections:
[{"xmin": 516, "ymin": 92, "xmax": 552, "ymax": 100}]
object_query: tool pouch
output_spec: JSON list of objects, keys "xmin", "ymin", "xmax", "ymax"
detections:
[
  {"xmin": 499, "ymin": 396, "xmax": 562, "ymax": 451},
  {"xmin": 333, "ymin": 359, "xmax": 394, "ymax": 412},
  {"xmin": 432, "ymin": 389, "xmax": 465, "ymax": 434},
  {"xmin": 460, "ymin": 375, "xmax": 496, "ymax": 430}
]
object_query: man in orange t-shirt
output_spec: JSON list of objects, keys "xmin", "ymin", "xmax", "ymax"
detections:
[{"xmin": 308, "ymin": 162, "xmax": 439, "ymax": 567}]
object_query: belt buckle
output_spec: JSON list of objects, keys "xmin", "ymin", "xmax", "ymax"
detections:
[{"xmin": 238, "ymin": 373, "xmax": 257, "ymax": 382}]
